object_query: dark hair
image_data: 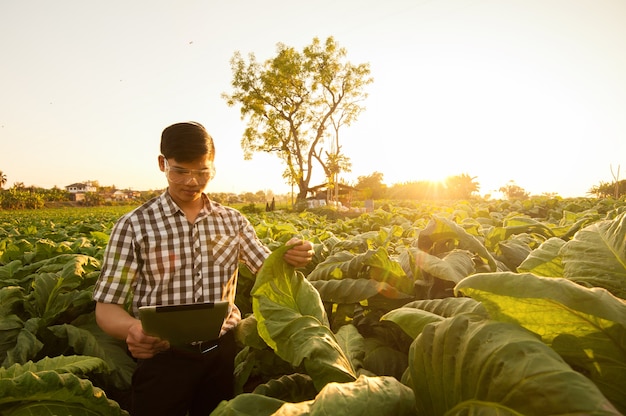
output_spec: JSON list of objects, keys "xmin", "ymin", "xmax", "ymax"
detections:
[{"xmin": 160, "ymin": 122, "xmax": 215, "ymax": 162}]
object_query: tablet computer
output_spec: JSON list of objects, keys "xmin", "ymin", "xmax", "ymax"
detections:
[{"xmin": 138, "ymin": 301, "xmax": 230, "ymax": 345}]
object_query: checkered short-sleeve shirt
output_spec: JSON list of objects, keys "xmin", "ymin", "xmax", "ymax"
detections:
[{"xmin": 93, "ymin": 191, "xmax": 270, "ymax": 331}]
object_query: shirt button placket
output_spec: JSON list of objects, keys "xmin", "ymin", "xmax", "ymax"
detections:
[{"xmin": 192, "ymin": 224, "xmax": 203, "ymax": 302}]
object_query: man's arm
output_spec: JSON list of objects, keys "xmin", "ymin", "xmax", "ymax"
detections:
[{"xmin": 95, "ymin": 302, "xmax": 169, "ymax": 359}]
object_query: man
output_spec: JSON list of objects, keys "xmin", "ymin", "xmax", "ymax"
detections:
[{"xmin": 93, "ymin": 121, "xmax": 313, "ymax": 416}]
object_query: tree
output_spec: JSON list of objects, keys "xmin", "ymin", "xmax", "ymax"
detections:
[
  {"xmin": 588, "ymin": 180, "xmax": 626, "ymax": 198},
  {"xmin": 611, "ymin": 164, "xmax": 621, "ymax": 198},
  {"xmin": 0, "ymin": 170, "xmax": 6, "ymax": 189},
  {"xmin": 387, "ymin": 181, "xmax": 445, "ymax": 200},
  {"xmin": 325, "ymin": 98, "xmax": 358, "ymax": 202},
  {"xmin": 223, "ymin": 36, "xmax": 373, "ymax": 202},
  {"xmin": 445, "ymin": 174, "xmax": 480, "ymax": 199},
  {"xmin": 499, "ymin": 180, "xmax": 529, "ymax": 200},
  {"xmin": 356, "ymin": 171, "xmax": 386, "ymax": 200}
]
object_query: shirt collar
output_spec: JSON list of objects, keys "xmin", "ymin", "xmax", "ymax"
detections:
[{"xmin": 160, "ymin": 191, "xmax": 212, "ymax": 218}]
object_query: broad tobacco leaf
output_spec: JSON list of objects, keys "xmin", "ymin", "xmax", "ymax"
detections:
[
  {"xmin": 333, "ymin": 324, "xmax": 366, "ymax": 376},
  {"xmin": 455, "ymin": 272, "xmax": 626, "ymax": 414},
  {"xmin": 308, "ymin": 248, "xmax": 413, "ymax": 295},
  {"xmin": 517, "ymin": 237, "xmax": 565, "ymax": 276},
  {"xmin": 310, "ymin": 278, "xmax": 412, "ymax": 304},
  {"xmin": 252, "ymin": 373, "xmax": 317, "ymax": 403},
  {"xmin": 403, "ymin": 297, "xmax": 489, "ymax": 319},
  {"xmin": 414, "ymin": 249, "xmax": 476, "ymax": 285},
  {"xmin": 0, "ymin": 356, "xmax": 128, "ymax": 416},
  {"xmin": 301, "ymin": 375, "xmax": 416, "ymax": 416},
  {"xmin": 50, "ymin": 314, "xmax": 136, "ymax": 390},
  {"xmin": 406, "ymin": 314, "xmax": 621, "ymax": 416},
  {"xmin": 561, "ymin": 211, "xmax": 626, "ymax": 299},
  {"xmin": 211, "ymin": 375, "xmax": 416, "ymax": 416},
  {"xmin": 251, "ymin": 244, "xmax": 356, "ymax": 391},
  {"xmin": 418, "ymin": 216, "xmax": 497, "ymax": 271},
  {"xmin": 382, "ymin": 308, "xmax": 444, "ymax": 339},
  {"xmin": 2, "ymin": 317, "xmax": 43, "ymax": 367}
]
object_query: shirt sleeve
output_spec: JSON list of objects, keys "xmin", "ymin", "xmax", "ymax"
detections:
[
  {"xmin": 220, "ymin": 304, "xmax": 241, "ymax": 335},
  {"xmin": 92, "ymin": 215, "xmax": 138, "ymax": 305},
  {"xmin": 238, "ymin": 214, "xmax": 271, "ymax": 274}
]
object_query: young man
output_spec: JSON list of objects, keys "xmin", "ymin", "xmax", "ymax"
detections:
[{"xmin": 93, "ymin": 121, "xmax": 313, "ymax": 416}]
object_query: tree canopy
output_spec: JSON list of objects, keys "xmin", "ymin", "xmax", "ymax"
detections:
[{"xmin": 223, "ymin": 36, "xmax": 373, "ymax": 201}]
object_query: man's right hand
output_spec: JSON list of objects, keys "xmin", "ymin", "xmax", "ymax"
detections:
[
  {"xmin": 95, "ymin": 302, "xmax": 170, "ymax": 359},
  {"xmin": 126, "ymin": 321, "xmax": 170, "ymax": 359}
]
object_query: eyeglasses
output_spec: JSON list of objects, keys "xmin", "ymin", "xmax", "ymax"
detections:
[{"xmin": 164, "ymin": 158, "xmax": 215, "ymax": 185}]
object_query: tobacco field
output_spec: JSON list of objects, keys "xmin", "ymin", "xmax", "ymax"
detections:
[{"xmin": 0, "ymin": 198, "xmax": 625, "ymax": 415}]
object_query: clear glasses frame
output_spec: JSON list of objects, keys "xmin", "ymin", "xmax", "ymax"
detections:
[{"xmin": 164, "ymin": 158, "xmax": 215, "ymax": 185}]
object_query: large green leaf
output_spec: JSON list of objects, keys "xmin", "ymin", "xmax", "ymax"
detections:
[
  {"xmin": 234, "ymin": 314, "xmax": 268, "ymax": 350},
  {"xmin": 516, "ymin": 237, "xmax": 565, "ymax": 276},
  {"xmin": 497, "ymin": 233, "xmax": 533, "ymax": 270},
  {"xmin": 310, "ymin": 278, "xmax": 412, "ymax": 303},
  {"xmin": 360, "ymin": 337, "xmax": 408, "ymax": 381},
  {"xmin": 49, "ymin": 316, "xmax": 135, "ymax": 390},
  {"xmin": 333, "ymin": 324, "xmax": 366, "ymax": 376},
  {"xmin": 0, "ymin": 356, "xmax": 127, "ymax": 416},
  {"xmin": 0, "ymin": 260, "xmax": 23, "ymax": 284},
  {"xmin": 2, "ymin": 318, "xmax": 43, "ymax": 367},
  {"xmin": 455, "ymin": 273, "xmax": 626, "ymax": 341},
  {"xmin": 406, "ymin": 314, "xmax": 620, "ymax": 415},
  {"xmin": 251, "ymin": 373, "xmax": 317, "ymax": 403},
  {"xmin": 402, "ymin": 297, "xmax": 488, "ymax": 318},
  {"xmin": 483, "ymin": 216, "xmax": 555, "ymax": 252},
  {"xmin": 251, "ymin": 244, "xmax": 356, "ymax": 391},
  {"xmin": 303, "ymin": 375, "xmax": 416, "ymax": 416},
  {"xmin": 308, "ymin": 248, "xmax": 413, "ymax": 294},
  {"xmin": 561, "ymin": 212, "xmax": 626, "ymax": 298},
  {"xmin": 210, "ymin": 393, "xmax": 287, "ymax": 416},
  {"xmin": 414, "ymin": 249, "xmax": 476, "ymax": 285},
  {"xmin": 25, "ymin": 266, "xmax": 95, "ymax": 327},
  {"xmin": 455, "ymin": 272, "xmax": 626, "ymax": 413},
  {"xmin": 418, "ymin": 216, "xmax": 497, "ymax": 271},
  {"xmin": 211, "ymin": 375, "xmax": 416, "ymax": 416},
  {"xmin": 0, "ymin": 355, "xmax": 106, "ymax": 379},
  {"xmin": 382, "ymin": 308, "xmax": 444, "ymax": 339}
]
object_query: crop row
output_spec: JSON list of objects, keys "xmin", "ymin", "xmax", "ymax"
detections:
[{"xmin": 0, "ymin": 198, "xmax": 625, "ymax": 415}]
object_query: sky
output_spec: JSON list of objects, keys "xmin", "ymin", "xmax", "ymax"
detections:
[{"xmin": 1, "ymin": 0, "xmax": 625, "ymax": 198}]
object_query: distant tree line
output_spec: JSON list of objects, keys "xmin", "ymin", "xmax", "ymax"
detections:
[
  {"xmin": 1, "ymin": 167, "xmax": 624, "ymax": 210},
  {"xmin": 588, "ymin": 180, "xmax": 626, "ymax": 199},
  {"xmin": 353, "ymin": 172, "xmax": 483, "ymax": 201},
  {"xmin": 352, "ymin": 172, "xmax": 625, "ymax": 201},
  {"xmin": 0, "ymin": 178, "xmax": 286, "ymax": 210}
]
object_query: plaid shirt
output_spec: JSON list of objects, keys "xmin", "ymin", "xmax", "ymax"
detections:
[{"xmin": 93, "ymin": 191, "xmax": 270, "ymax": 334}]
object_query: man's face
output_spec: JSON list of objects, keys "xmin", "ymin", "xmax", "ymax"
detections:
[{"xmin": 159, "ymin": 154, "xmax": 214, "ymax": 205}]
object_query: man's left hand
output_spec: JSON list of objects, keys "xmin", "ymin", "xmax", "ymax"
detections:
[{"xmin": 283, "ymin": 238, "xmax": 314, "ymax": 268}]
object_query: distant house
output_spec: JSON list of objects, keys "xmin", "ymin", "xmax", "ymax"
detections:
[
  {"xmin": 65, "ymin": 182, "xmax": 97, "ymax": 202},
  {"xmin": 111, "ymin": 189, "xmax": 141, "ymax": 201},
  {"xmin": 65, "ymin": 182, "xmax": 97, "ymax": 194},
  {"xmin": 306, "ymin": 182, "xmax": 357, "ymax": 209},
  {"xmin": 112, "ymin": 190, "xmax": 127, "ymax": 201}
]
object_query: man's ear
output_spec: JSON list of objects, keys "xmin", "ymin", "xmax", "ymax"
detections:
[{"xmin": 158, "ymin": 155, "xmax": 165, "ymax": 172}]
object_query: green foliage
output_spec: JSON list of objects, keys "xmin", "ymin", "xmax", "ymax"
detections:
[
  {"xmin": 224, "ymin": 36, "xmax": 373, "ymax": 201},
  {"xmin": 355, "ymin": 171, "xmax": 386, "ymax": 200},
  {"xmin": 455, "ymin": 273, "xmax": 626, "ymax": 412},
  {"xmin": 2, "ymin": 200, "xmax": 626, "ymax": 415},
  {"xmin": 0, "ymin": 207, "xmax": 135, "ymax": 413},
  {"xmin": 251, "ymin": 244, "xmax": 356, "ymax": 391},
  {"xmin": 588, "ymin": 179, "xmax": 626, "ymax": 198},
  {"xmin": 499, "ymin": 180, "xmax": 530, "ymax": 200},
  {"xmin": 0, "ymin": 355, "xmax": 128, "ymax": 415},
  {"xmin": 403, "ymin": 314, "xmax": 619, "ymax": 415}
]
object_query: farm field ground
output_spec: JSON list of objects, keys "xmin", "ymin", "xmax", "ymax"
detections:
[{"xmin": 1, "ymin": 198, "xmax": 625, "ymax": 415}]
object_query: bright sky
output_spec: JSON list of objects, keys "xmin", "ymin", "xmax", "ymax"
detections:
[{"xmin": 1, "ymin": 0, "xmax": 625, "ymax": 198}]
